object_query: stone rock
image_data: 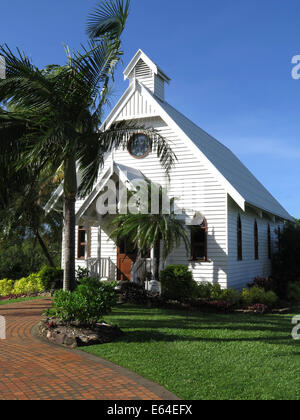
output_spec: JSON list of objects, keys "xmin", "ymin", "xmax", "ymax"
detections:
[
  {"xmin": 55, "ymin": 333, "xmax": 67, "ymax": 345},
  {"xmin": 272, "ymin": 308, "xmax": 290, "ymax": 314},
  {"xmin": 79, "ymin": 336, "xmax": 90, "ymax": 344},
  {"xmin": 64, "ymin": 336, "xmax": 77, "ymax": 348},
  {"xmin": 89, "ymin": 335, "xmax": 99, "ymax": 341}
]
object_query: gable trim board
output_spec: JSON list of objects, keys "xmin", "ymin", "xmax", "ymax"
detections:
[{"xmin": 76, "ymin": 161, "xmax": 147, "ymax": 225}]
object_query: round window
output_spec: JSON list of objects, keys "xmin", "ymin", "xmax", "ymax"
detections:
[{"xmin": 128, "ymin": 134, "xmax": 151, "ymax": 159}]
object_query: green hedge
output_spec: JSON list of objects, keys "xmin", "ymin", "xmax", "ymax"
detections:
[
  {"xmin": 0, "ymin": 266, "xmax": 63, "ymax": 297},
  {"xmin": 241, "ymin": 287, "xmax": 278, "ymax": 307},
  {"xmin": 159, "ymin": 266, "xmax": 279, "ymax": 308}
]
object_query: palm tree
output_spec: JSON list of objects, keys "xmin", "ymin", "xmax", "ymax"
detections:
[
  {"xmin": 0, "ymin": 0, "xmax": 175, "ymax": 290},
  {"xmin": 110, "ymin": 187, "xmax": 190, "ymax": 279}
]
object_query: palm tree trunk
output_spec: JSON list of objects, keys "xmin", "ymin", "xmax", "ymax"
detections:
[
  {"xmin": 154, "ymin": 239, "xmax": 161, "ymax": 280},
  {"xmin": 35, "ymin": 230, "xmax": 55, "ymax": 268},
  {"xmin": 63, "ymin": 154, "xmax": 77, "ymax": 291},
  {"xmin": 63, "ymin": 196, "xmax": 76, "ymax": 290}
]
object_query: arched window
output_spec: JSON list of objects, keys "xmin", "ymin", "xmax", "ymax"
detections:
[
  {"xmin": 268, "ymin": 224, "xmax": 271, "ymax": 259},
  {"xmin": 190, "ymin": 217, "xmax": 207, "ymax": 261},
  {"xmin": 237, "ymin": 215, "xmax": 243, "ymax": 261},
  {"xmin": 254, "ymin": 220, "xmax": 259, "ymax": 260}
]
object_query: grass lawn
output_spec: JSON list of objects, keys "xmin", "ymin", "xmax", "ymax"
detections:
[
  {"xmin": 82, "ymin": 304, "xmax": 300, "ymax": 400},
  {"xmin": 0, "ymin": 296, "xmax": 44, "ymax": 306}
]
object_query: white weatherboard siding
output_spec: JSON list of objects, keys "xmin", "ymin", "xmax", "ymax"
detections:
[
  {"xmin": 103, "ymin": 114, "xmax": 228, "ymax": 287},
  {"xmin": 117, "ymin": 89, "xmax": 157, "ymax": 120},
  {"xmin": 227, "ymin": 197, "xmax": 284, "ymax": 289}
]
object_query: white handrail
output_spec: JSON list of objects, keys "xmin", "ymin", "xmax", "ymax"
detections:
[{"xmin": 86, "ymin": 258, "xmax": 114, "ymax": 280}]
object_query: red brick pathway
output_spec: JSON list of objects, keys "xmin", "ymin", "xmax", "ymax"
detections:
[{"xmin": 0, "ymin": 299, "xmax": 176, "ymax": 400}]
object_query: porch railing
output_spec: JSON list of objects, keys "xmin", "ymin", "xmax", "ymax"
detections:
[
  {"xmin": 86, "ymin": 256, "xmax": 158, "ymax": 284},
  {"xmin": 86, "ymin": 258, "xmax": 115, "ymax": 280}
]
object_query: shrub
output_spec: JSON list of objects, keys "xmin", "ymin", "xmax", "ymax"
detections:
[
  {"xmin": 38, "ymin": 266, "xmax": 63, "ymax": 291},
  {"xmin": 195, "ymin": 283, "xmax": 240, "ymax": 305},
  {"xmin": 13, "ymin": 274, "xmax": 44, "ymax": 295},
  {"xmin": 12, "ymin": 277, "xmax": 28, "ymax": 295},
  {"xmin": 241, "ymin": 287, "xmax": 278, "ymax": 308},
  {"xmin": 0, "ymin": 279, "xmax": 14, "ymax": 297},
  {"xmin": 210, "ymin": 284, "xmax": 223, "ymax": 300},
  {"xmin": 248, "ymin": 276, "xmax": 287, "ymax": 299},
  {"xmin": 195, "ymin": 282, "xmax": 213, "ymax": 299},
  {"xmin": 46, "ymin": 277, "xmax": 117, "ymax": 326},
  {"xmin": 119, "ymin": 282, "xmax": 148, "ymax": 305},
  {"xmin": 192, "ymin": 299, "xmax": 235, "ymax": 313},
  {"xmin": 287, "ymin": 282, "xmax": 300, "ymax": 303},
  {"xmin": 76, "ymin": 267, "xmax": 90, "ymax": 282},
  {"xmin": 248, "ymin": 277, "xmax": 275, "ymax": 292},
  {"xmin": 219, "ymin": 288, "xmax": 241, "ymax": 305},
  {"xmin": 272, "ymin": 223, "xmax": 300, "ymax": 286},
  {"xmin": 160, "ymin": 265, "xmax": 196, "ymax": 301}
]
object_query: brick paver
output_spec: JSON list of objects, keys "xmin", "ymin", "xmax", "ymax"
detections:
[{"xmin": 0, "ymin": 299, "xmax": 174, "ymax": 400}]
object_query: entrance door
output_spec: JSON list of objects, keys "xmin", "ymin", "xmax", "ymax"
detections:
[{"xmin": 117, "ymin": 239, "xmax": 137, "ymax": 282}]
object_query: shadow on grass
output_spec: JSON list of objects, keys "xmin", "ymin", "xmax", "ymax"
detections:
[
  {"xmin": 108, "ymin": 305, "xmax": 297, "ymax": 347},
  {"xmin": 115, "ymin": 329, "xmax": 294, "ymax": 346}
]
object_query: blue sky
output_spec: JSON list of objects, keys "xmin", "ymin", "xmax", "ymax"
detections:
[{"xmin": 1, "ymin": 0, "xmax": 300, "ymax": 217}]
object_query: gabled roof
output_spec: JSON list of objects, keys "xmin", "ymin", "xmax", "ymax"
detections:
[
  {"xmin": 123, "ymin": 49, "xmax": 170, "ymax": 83},
  {"xmin": 102, "ymin": 80, "xmax": 293, "ymax": 222},
  {"xmin": 159, "ymin": 101, "xmax": 293, "ymax": 221}
]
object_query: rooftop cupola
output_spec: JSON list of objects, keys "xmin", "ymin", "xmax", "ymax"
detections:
[{"xmin": 123, "ymin": 49, "xmax": 170, "ymax": 102}]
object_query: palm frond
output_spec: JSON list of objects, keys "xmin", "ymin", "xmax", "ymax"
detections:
[
  {"xmin": 73, "ymin": 39, "xmax": 122, "ymax": 107},
  {"xmin": 110, "ymin": 211, "xmax": 190, "ymax": 262},
  {"xmin": 87, "ymin": 0, "xmax": 130, "ymax": 39},
  {"xmin": 0, "ymin": 44, "xmax": 53, "ymax": 111}
]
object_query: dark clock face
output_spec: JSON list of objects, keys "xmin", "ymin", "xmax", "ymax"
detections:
[{"xmin": 128, "ymin": 134, "xmax": 150, "ymax": 158}]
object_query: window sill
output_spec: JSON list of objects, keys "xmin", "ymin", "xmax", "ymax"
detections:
[{"xmin": 190, "ymin": 258, "xmax": 210, "ymax": 263}]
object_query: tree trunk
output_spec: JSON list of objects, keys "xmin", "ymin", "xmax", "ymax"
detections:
[
  {"xmin": 154, "ymin": 239, "xmax": 161, "ymax": 280},
  {"xmin": 63, "ymin": 196, "xmax": 76, "ymax": 291},
  {"xmin": 63, "ymin": 154, "xmax": 77, "ymax": 291},
  {"xmin": 35, "ymin": 230, "xmax": 55, "ymax": 268}
]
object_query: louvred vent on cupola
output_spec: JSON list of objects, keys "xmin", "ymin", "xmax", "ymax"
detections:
[{"xmin": 124, "ymin": 50, "xmax": 170, "ymax": 102}]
